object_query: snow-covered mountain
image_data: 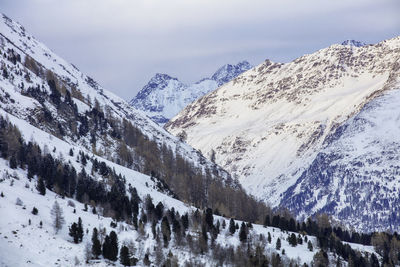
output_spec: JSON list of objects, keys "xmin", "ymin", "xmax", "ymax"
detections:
[
  {"xmin": 130, "ymin": 61, "xmax": 252, "ymax": 124},
  {"xmin": 0, "ymin": 13, "xmax": 381, "ymax": 266},
  {"xmin": 166, "ymin": 37, "xmax": 400, "ymax": 232}
]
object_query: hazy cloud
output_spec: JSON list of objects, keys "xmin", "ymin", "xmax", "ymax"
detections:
[{"xmin": 2, "ymin": 0, "xmax": 399, "ymax": 100}]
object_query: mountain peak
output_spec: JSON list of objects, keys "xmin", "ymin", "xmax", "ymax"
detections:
[
  {"xmin": 130, "ymin": 61, "xmax": 252, "ymax": 124},
  {"xmin": 211, "ymin": 60, "xmax": 253, "ymax": 86},
  {"xmin": 341, "ymin": 40, "xmax": 366, "ymax": 47}
]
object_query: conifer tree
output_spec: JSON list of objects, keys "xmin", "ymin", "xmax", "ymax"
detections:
[
  {"xmin": 308, "ymin": 240, "xmax": 313, "ymax": 251},
  {"xmin": 161, "ymin": 216, "xmax": 171, "ymax": 247},
  {"xmin": 239, "ymin": 222, "xmax": 247, "ymax": 243},
  {"xmin": 109, "ymin": 231, "xmax": 119, "ymax": 261},
  {"xmin": 229, "ymin": 218, "xmax": 236, "ymax": 235},
  {"xmin": 120, "ymin": 245, "xmax": 131, "ymax": 266},
  {"xmin": 37, "ymin": 177, "xmax": 46, "ymax": 195},
  {"xmin": 276, "ymin": 238, "xmax": 281, "ymax": 250},
  {"xmin": 268, "ymin": 232, "xmax": 272, "ymax": 243},
  {"xmin": 91, "ymin": 228, "xmax": 102, "ymax": 258}
]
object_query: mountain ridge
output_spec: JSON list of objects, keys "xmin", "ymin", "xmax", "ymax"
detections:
[
  {"xmin": 166, "ymin": 35, "xmax": 400, "ymax": 231},
  {"xmin": 130, "ymin": 61, "xmax": 252, "ymax": 124}
]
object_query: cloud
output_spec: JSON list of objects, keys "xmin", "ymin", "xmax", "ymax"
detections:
[{"xmin": 2, "ymin": 0, "xmax": 399, "ymax": 100}]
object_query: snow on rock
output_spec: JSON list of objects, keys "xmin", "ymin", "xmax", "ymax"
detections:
[
  {"xmin": 166, "ymin": 36, "xmax": 400, "ymax": 231},
  {"xmin": 130, "ymin": 61, "xmax": 252, "ymax": 124}
]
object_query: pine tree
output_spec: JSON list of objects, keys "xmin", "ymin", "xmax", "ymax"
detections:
[
  {"xmin": 103, "ymin": 235, "xmax": 111, "ymax": 259},
  {"xmin": 37, "ymin": 177, "xmax": 46, "ymax": 195},
  {"xmin": 77, "ymin": 217, "xmax": 84, "ymax": 242},
  {"xmin": 289, "ymin": 233, "xmax": 297, "ymax": 246},
  {"xmin": 205, "ymin": 208, "xmax": 214, "ymax": 230},
  {"xmin": 32, "ymin": 207, "xmax": 38, "ymax": 215},
  {"xmin": 9, "ymin": 154, "xmax": 17, "ymax": 169},
  {"xmin": 276, "ymin": 238, "xmax": 281, "ymax": 250},
  {"xmin": 91, "ymin": 228, "xmax": 102, "ymax": 258},
  {"xmin": 69, "ymin": 218, "xmax": 84, "ymax": 243},
  {"xmin": 268, "ymin": 232, "xmax": 272, "ymax": 243},
  {"xmin": 308, "ymin": 240, "xmax": 313, "ymax": 251},
  {"xmin": 120, "ymin": 245, "xmax": 131, "ymax": 266},
  {"xmin": 51, "ymin": 201, "xmax": 65, "ymax": 234},
  {"xmin": 239, "ymin": 222, "xmax": 247, "ymax": 243},
  {"xmin": 161, "ymin": 216, "xmax": 171, "ymax": 247},
  {"xmin": 109, "ymin": 231, "xmax": 118, "ymax": 261},
  {"xmin": 229, "ymin": 218, "xmax": 236, "ymax": 235},
  {"xmin": 69, "ymin": 222, "xmax": 79, "ymax": 243}
]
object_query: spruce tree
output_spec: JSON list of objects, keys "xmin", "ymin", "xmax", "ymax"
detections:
[
  {"xmin": 91, "ymin": 228, "xmax": 102, "ymax": 258},
  {"xmin": 37, "ymin": 177, "xmax": 46, "ymax": 195},
  {"xmin": 109, "ymin": 231, "xmax": 118, "ymax": 261},
  {"xmin": 103, "ymin": 235, "xmax": 111, "ymax": 259},
  {"xmin": 69, "ymin": 222, "xmax": 79, "ymax": 243},
  {"xmin": 120, "ymin": 245, "xmax": 130, "ymax": 266},
  {"xmin": 239, "ymin": 222, "xmax": 247, "ymax": 243},
  {"xmin": 161, "ymin": 216, "xmax": 171, "ymax": 247},
  {"xmin": 268, "ymin": 232, "xmax": 272, "ymax": 243},
  {"xmin": 77, "ymin": 217, "xmax": 84, "ymax": 242},
  {"xmin": 9, "ymin": 154, "xmax": 17, "ymax": 169},
  {"xmin": 308, "ymin": 240, "xmax": 313, "ymax": 251},
  {"xmin": 229, "ymin": 218, "xmax": 236, "ymax": 235},
  {"xmin": 276, "ymin": 238, "xmax": 281, "ymax": 250}
]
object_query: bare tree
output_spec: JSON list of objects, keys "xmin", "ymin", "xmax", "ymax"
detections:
[{"xmin": 51, "ymin": 200, "xmax": 65, "ymax": 233}]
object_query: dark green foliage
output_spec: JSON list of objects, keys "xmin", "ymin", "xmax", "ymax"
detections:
[
  {"xmin": 308, "ymin": 240, "xmax": 313, "ymax": 251},
  {"xmin": 120, "ymin": 245, "xmax": 131, "ymax": 266},
  {"xmin": 205, "ymin": 208, "xmax": 214, "ymax": 230},
  {"xmin": 91, "ymin": 228, "xmax": 102, "ymax": 259},
  {"xmin": 9, "ymin": 154, "xmax": 17, "ymax": 169},
  {"xmin": 181, "ymin": 213, "xmax": 189, "ymax": 231},
  {"xmin": 161, "ymin": 216, "xmax": 171, "ymax": 247},
  {"xmin": 31, "ymin": 207, "xmax": 38, "ymax": 215},
  {"xmin": 276, "ymin": 238, "xmax": 281, "ymax": 250},
  {"xmin": 104, "ymin": 231, "xmax": 118, "ymax": 261},
  {"xmin": 155, "ymin": 202, "xmax": 164, "ymax": 221},
  {"xmin": 69, "ymin": 217, "xmax": 83, "ymax": 243},
  {"xmin": 268, "ymin": 232, "xmax": 272, "ymax": 244},
  {"xmin": 239, "ymin": 222, "xmax": 247, "ymax": 243},
  {"xmin": 229, "ymin": 218, "xmax": 236, "ymax": 235},
  {"xmin": 36, "ymin": 177, "xmax": 46, "ymax": 196},
  {"xmin": 288, "ymin": 233, "xmax": 297, "ymax": 247}
]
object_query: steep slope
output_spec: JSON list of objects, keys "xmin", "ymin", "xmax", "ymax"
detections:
[
  {"xmin": 166, "ymin": 37, "xmax": 400, "ymax": 231},
  {"xmin": 281, "ymin": 86, "xmax": 400, "ymax": 232},
  {"xmin": 0, "ymin": 13, "xmax": 276, "ymax": 224},
  {"xmin": 130, "ymin": 61, "xmax": 252, "ymax": 124}
]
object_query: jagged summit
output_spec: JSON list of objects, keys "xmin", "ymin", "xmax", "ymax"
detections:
[
  {"xmin": 341, "ymin": 39, "xmax": 367, "ymax": 47},
  {"xmin": 211, "ymin": 60, "xmax": 253, "ymax": 86},
  {"xmin": 130, "ymin": 60, "xmax": 252, "ymax": 124}
]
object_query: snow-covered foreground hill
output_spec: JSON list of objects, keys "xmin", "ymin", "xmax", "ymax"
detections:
[
  {"xmin": 0, "ymin": 110, "xmax": 322, "ymax": 266},
  {"xmin": 166, "ymin": 36, "xmax": 400, "ymax": 231},
  {"xmin": 130, "ymin": 61, "xmax": 252, "ymax": 124}
]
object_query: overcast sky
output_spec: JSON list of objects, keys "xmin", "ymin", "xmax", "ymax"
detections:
[{"xmin": 2, "ymin": 0, "xmax": 399, "ymax": 100}]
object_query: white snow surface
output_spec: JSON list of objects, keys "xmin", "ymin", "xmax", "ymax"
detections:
[
  {"xmin": 166, "ymin": 36, "xmax": 400, "ymax": 209},
  {"xmin": 130, "ymin": 61, "xmax": 252, "ymax": 124}
]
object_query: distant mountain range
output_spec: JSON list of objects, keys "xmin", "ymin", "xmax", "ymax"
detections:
[{"xmin": 129, "ymin": 61, "xmax": 252, "ymax": 124}]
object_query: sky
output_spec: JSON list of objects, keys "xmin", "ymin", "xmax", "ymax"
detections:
[{"xmin": 2, "ymin": 0, "xmax": 399, "ymax": 101}]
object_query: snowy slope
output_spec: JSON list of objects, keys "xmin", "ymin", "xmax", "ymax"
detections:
[
  {"xmin": 166, "ymin": 36, "xmax": 400, "ymax": 231},
  {"xmin": 0, "ymin": 109, "xmax": 323, "ymax": 266},
  {"xmin": 281, "ymin": 86, "xmax": 400, "ymax": 232},
  {"xmin": 0, "ymin": 13, "xmax": 230, "ymax": 181},
  {"xmin": 130, "ymin": 61, "xmax": 252, "ymax": 124}
]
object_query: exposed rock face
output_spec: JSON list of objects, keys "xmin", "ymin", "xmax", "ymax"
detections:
[{"xmin": 166, "ymin": 36, "xmax": 400, "ymax": 231}]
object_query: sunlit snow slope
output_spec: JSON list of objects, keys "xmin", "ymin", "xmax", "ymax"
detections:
[{"xmin": 167, "ymin": 37, "xmax": 400, "ymax": 231}]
